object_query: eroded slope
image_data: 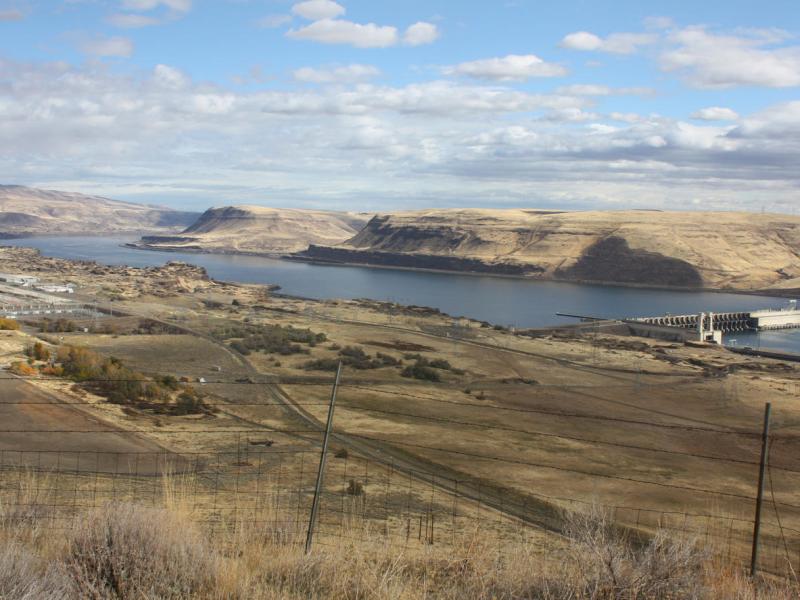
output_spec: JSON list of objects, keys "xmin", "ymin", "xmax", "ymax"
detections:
[{"xmin": 299, "ymin": 209, "xmax": 800, "ymax": 291}]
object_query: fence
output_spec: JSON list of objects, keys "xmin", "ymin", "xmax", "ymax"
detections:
[{"xmin": 2, "ymin": 374, "xmax": 800, "ymax": 579}]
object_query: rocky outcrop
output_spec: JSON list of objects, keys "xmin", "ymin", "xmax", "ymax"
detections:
[
  {"xmin": 297, "ymin": 245, "xmax": 542, "ymax": 275},
  {"xmin": 294, "ymin": 209, "xmax": 800, "ymax": 291}
]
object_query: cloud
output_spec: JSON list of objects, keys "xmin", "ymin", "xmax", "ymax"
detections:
[
  {"xmin": 106, "ymin": 13, "xmax": 162, "ymax": 28},
  {"xmin": 122, "ymin": 0, "xmax": 191, "ymax": 11},
  {"xmin": 403, "ymin": 22, "xmax": 439, "ymax": 46},
  {"xmin": 153, "ymin": 64, "xmax": 189, "ymax": 88},
  {"xmin": 661, "ymin": 27, "xmax": 800, "ymax": 88},
  {"xmin": 556, "ymin": 84, "xmax": 655, "ymax": 96},
  {"xmin": 1, "ymin": 56, "xmax": 797, "ymax": 213},
  {"xmin": 256, "ymin": 14, "xmax": 292, "ymax": 29},
  {"xmin": 560, "ymin": 30, "xmax": 656, "ymax": 54},
  {"xmin": 287, "ymin": 18, "xmax": 398, "ymax": 48},
  {"xmin": 0, "ymin": 9, "xmax": 23, "ymax": 21},
  {"xmin": 80, "ymin": 35, "xmax": 134, "ymax": 57},
  {"xmin": 443, "ymin": 54, "xmax": 567, "ymax": 81},
  {"xmin": 691, "ymin": 107, "xmax": 739, "ymax": 121},
  {"xmin": 291, "ymin": 0, "xmax": 344, "ymax": 21},
  {"xmin": 293, "ymin": 64, "xmax": 380, "ymax": 84}
]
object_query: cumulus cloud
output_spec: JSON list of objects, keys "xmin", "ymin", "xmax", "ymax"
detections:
[
  {"xmin": 443, "ymin": 54, "xmax": 567, "ymax": 81},
  {"xmin": 0, "ymin": 9, "xmax": 24, "ymax": 21},
  {"xmin": 661, "ymin": 27, "xmax": 800, "ymax": 88},
  {"xmin": 1, "ymin": 56, "xmax": 797, "ymax": 212},
  {"xmin": 403, "ymin": 22, "xmax": 439, "ymax": 46},
  {"xmin": 560, "ymin": 31, "xmax": 657, "ymax": 54},
  {"xmin": 287, "ymin": 18, "xmax": 398, "ymax": 48},
  {"xmin": 691, "ymin": 107, "xmax": 739, "ymax": 121},
  {"xmin": 292, "ymin": 0, "xmax": 345, "ymax": 20},
  {"xmin": 285, "ymin": 4, "xmax": 438, "ymax": 48},
  {"xmin": 293, "ymin": 64, "xmax": 380, "ymax": 84},
  {"xmin": 80, "ymin": 35, "xmax": 134, "ymax": 57}
]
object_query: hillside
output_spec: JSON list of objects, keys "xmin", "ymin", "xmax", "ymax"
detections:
[
  {"xmin": 0, "ymin": 185, "xmax": 199, "ymax": 236},
  {"xmin": 134, "ymin": 205, "xmax": 372, "ymax": 255},
  {"xmin": 296, "ymin": 209, "xmax": 800, "ymax": 291}
]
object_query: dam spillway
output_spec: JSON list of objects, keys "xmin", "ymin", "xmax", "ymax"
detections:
[{"xmin": 632, "ymin": 307, "xmax": 800, "ymax": 333}]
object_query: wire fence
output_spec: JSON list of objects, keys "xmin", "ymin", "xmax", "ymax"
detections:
[
  {"xmin": 0, "ymin": 441, "xmax": 798, "ymax": 578},
  {"xmin": 2, "ymin": 363, "xmax": 800, "ymax": 579}
]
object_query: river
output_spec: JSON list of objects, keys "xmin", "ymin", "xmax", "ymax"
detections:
[{"xmin": 9, "ymin": 236, "xmax": 800, "ymax": 354}]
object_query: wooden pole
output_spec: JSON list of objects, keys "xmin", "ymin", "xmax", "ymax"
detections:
[
  {"xmin": 750, "ymin": 402, "xmax": 771, "ymax": 577},
  {"xmin": 305, "ymin": 362, "xmax": 342, "ymax": 554}
]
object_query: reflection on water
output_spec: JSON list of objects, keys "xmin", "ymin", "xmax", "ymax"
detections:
[{"xmin": 9, "ymin": 235, "xmax": 800, "ymax": 354}]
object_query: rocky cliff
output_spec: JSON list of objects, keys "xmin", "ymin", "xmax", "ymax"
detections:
[{"xmin": 296, "ymin": 209, "xmax": 800, "ymax": 291}]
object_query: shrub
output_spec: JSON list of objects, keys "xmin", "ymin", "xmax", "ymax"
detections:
[
  {"xmin": 38, "ymin": 318, "xmax": 76, "ymax": 333},
  {"xmin": 0, "ymin": 317, "xmax": 20, "ymax": 331},
  {"xmin": 40, "ymin": 365, "xmax": 64, "ymax": 377},
  {"xmin": 9, "ymin": 361, "xmax": 38, "ymax": 376},
  {"xmin": 338, "ymin": 346, "xmax": 382, "ymax": 369},
  {"xmin": 346, "ymin": 479, "xmax": 365, "ymax": 496},
  {"xmin": 0, "ymin": 541, "xmax": 75, "ymax": 599},
  {"xmin": 303, "ymin": 358, "xmax": 340, "ymax": 372},
  {"xmin": 64, "ymin": 504, "xmax": 221, "ymax": 598},
  {"xmin": 376, "ymin": 352, "xmax": 401, "ymax": 366},
  {"xmin": 26, "ymin": 341, "xmax": 51, "ymax": 362},
  {"xmin": 401, "ymin": 362, "xmax": 441, "ymax": 382},
  {"xmin": 428, "ymin": 358, "xmax": 452, "ymax": 370},
  {"xmin": 220, "ymin": 323, "xmax": 325, "ymax": 355}
]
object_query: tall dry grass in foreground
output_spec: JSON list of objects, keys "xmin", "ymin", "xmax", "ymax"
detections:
[{"xmin": 0, "ymin": 474, "xmax": 797, "ymax": 599}]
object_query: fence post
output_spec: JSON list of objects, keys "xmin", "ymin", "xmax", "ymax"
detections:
[
  {"xmin": 750, "ymin": 402, "xmax": 771, "ymax": 578},
  {"xmin": 305, "ymin": 361, "xmax": 342, "ymax": 554}
]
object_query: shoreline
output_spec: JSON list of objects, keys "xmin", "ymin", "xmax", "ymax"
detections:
[{"xmin": 127, "ymin": 241, "xmax": 799, "ymax": 300}]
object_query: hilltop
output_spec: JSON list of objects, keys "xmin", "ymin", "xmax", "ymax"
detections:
[
  {"xmin": 296, "ymin": 208, "xmax": 800, "ymax": 292},
  {"xmin": 133, "ymin": 205, "xmax": 371, "ymax": 255},
  {"xmin": 0, "ymin": 185, "xmax": 199, "ymax": 236}
]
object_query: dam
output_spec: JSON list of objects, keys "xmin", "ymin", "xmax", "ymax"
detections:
[{"xmin": 632, "ymin": 304, "xmax": 800, "ymax": 333}]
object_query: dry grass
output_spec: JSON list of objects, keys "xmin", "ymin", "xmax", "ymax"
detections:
[{"xmin": 0, "ymin": 488, "xmax": 797, "ymax": 600}]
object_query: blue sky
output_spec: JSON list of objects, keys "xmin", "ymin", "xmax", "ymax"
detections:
[{"xmin": 0, "ymin": 0, "xmax": 799, "ymax": 212}]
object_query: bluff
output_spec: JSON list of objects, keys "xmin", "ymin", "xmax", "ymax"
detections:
[
  {"xmin": 134, "ymin": 205, "xmax": 371, "ymax": 255},
  {"xmin": 296, "ymin": 209, "xmax": 800, "ymax": 292},
  {"xmin": 0, "ymin": 185, "xmax": 198, "ymax": 236}
]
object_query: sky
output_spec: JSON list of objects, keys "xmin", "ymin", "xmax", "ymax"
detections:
[{"xmin": 0, "ymin": 1, "xmax": 799, "ymax": 213}]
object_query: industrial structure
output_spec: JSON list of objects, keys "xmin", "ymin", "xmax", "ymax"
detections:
[{"xmin": 632, "ymin": 303, "xmax": 800, "ymax": 342}]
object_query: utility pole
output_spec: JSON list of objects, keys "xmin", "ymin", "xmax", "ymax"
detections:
[
  {"xmin": 750, "ymin": 402, "xmax": 772, "ymax": 578},
  {"xmin": 305, "ymin": 361, "xmax": 343, "ymax": 554}
]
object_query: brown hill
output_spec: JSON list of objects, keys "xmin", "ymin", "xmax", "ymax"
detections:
[
  {"xmin": 0, "ymin": 185, "xmax": 198, "ymax": 236},
  {"xmin": 297, "ymin": 209, "xmax": 800, "ymax": 291},
  {"xmin": 135, "ymin": 205, "xmax": 372, "ymax": 255}
]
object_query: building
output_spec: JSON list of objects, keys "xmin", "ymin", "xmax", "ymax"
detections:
[{"xmin": 0, "ymin": 273, "xmax": 39, "ymax": 286}]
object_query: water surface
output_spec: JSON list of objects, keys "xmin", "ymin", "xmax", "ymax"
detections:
[{"xmin": 11, "ymin": 236, "xmax": 800, "ymax": 354}]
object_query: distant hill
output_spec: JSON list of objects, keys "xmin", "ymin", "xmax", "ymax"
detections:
[
  {"xmin": 134, "ymin": 205, "xmax": 372, "ymax": 255},
  {"xmin": 296, "ymin": 208, "xmax": 800, "ymax": 292},
  {"xmin": 0, "ymin": 185, "xmax": 199, "ymax": 236}
]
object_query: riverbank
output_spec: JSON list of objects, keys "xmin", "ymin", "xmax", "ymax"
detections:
[{"xmin": 130, "ymin": 240, "xmax": 800, "ymax": 299}]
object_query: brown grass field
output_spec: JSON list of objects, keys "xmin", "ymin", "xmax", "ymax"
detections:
[{"xmin": 2, "ymin": 249, "xmax": 800, "ymax": 595}]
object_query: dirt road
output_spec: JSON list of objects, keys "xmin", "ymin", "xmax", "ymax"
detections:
[{"xmin": 0, "ymin": 377, "xmax": 176, "ymax": 475}]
